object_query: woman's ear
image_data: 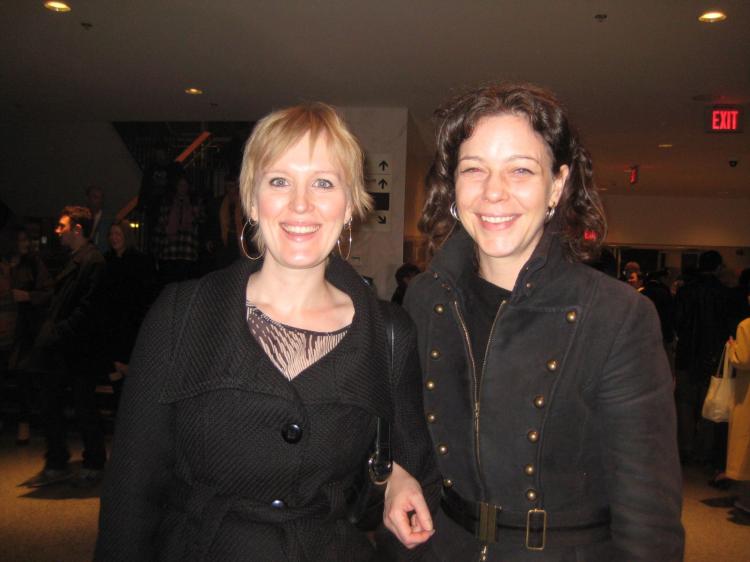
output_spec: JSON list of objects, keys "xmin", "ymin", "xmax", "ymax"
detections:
[{"xmin": 550, "ymin": 164, "xmax": 569, "ymax": 208}]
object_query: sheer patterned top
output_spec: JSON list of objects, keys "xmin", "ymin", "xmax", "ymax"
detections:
[{"xmin": 246, "ymin": 301, "xmax": 349, "ymax": 380}]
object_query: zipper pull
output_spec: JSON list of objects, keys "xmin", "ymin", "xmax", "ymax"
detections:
[{"xmin": 478, "ymin": 544, "xmax": 489, "ymax": 561}]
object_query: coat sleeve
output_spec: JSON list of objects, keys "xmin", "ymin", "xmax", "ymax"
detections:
[
  {"xmin": 377, "ymin": 305, "xmax": 441, "ymax": 560},
  {"xmin": 595, "ymin": 294, "xmax": 684, "ymax": 561},
  {"xmin": 95, "ymin": 284, "xmax": 182, "ymax": 561},
  {"xmin": 729, "ymin": 319, "xmax": 750, "ymax": 370}
]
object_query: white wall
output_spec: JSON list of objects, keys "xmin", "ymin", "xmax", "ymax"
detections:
[
  {"xmin": 603, "ymin": 194, "xmax": 750, "ymax": 248},
  {"xmin": 0, "ymin": 121, "xmax": 141, "ymax": 218},
  {"xmin": 338, "ymin": 107, "xmax": 409, "ymax": 299}
]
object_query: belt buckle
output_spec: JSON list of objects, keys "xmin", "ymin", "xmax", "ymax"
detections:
[
  {"xmin": 525, "ymin": 508, "xmax": 547, "ymax": 551},
  {"xmin": 477, "ymin": 501, "xmax": 497, "ymax": 543}
]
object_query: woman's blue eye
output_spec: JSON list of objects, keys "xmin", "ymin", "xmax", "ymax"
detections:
[
  {"xmin": 313, "ymin": 179, "xmax": 334, "ymax": 188},
  {"xmin": 269, "ymin": 177, "xmax": 288, "ymax": 187}
]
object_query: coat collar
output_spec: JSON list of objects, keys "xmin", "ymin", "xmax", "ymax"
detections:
[
  {"xmin": 159, "ymin": 256, "xmax": 393, "ymax": 419},
  {"xmin": 428, "ymin": 223, "xmax": 568, "ymax": 302}
]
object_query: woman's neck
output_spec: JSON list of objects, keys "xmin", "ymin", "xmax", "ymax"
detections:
[{"xmin": 247, "ymin": 258, "xmax": 354, "ymax": 332}]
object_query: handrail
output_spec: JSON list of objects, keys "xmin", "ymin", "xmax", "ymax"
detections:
[{"xmin": 115, "ymin": 131, "xmax": 213, "ymax": 223}]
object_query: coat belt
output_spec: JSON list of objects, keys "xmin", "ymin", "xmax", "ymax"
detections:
[
  {"xmin": 168, "ymin": 479, "xmax": 340, "ymax": 561},
  {"xmin": 441, "ymin": 487, "xmax": 611, "ymax": 550}
]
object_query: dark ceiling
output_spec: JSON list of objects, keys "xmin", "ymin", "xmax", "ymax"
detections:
[{"xmin": 2, "ymin": 0, "xmax": 748, "ymax": 199}]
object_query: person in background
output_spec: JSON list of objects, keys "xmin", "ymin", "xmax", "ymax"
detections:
[
  {"xmin": 137, "ymin": 143, "xmax": 174, "ymax": 253},
  {"xmin": 726, "ymin": 273, "xmax": 750, "ymax": 516},
  {"xmin": 99, "ymin": 220, "xmax": 156, "ymax": 405},
  {"xmin": 9, "ymin": 226, "xmax": 52, "ymax": 444},
  {"xmin": 216, "ymin": 174, "xmax": 244, "ymax": 268},
  {"xmin": 626, "ymin": 270, "xmax": 644, "ymax": 292},
  {"xmin": 405, "ymin": 82, "xmax": 683, "ymax": 560},
  {"xmin": 86, "ymin": 186, "xmax": 115, "ymax": 254},
  {"xmin": 674, "ymin": 250, "xmax": 740, "ymax": 476},
  {"xmin": 391, "ymin": 262, "xmax": 421, "ymax": 305},
  {"xmin": 641, "ymin": 269, "xmax": 676, "ymax": 367},
  {"xmin": 96, "ymin": 103, "xmax": 438, "ymax": 561},
  {"xmin": 152, "ymin": 171, "xmax": 206, "ymax": 286},
  {"xmin": 25, "ymin": 206, "xmax": 107, "ymax": 488}
]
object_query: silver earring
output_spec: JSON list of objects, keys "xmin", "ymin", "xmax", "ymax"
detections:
[
  {"xmin": 544, "ymin": 206, "xmax": 556, "ymax": 224},
  {"xmin": 450, "ymin": 201, "xmax": 460, "ymax": 222},
  {"xmin": 239, "ymin": 219, "xmax": 263, "ymax": 261},
  {"xmin": 337, "ymin": 218, "xmax": 353, "ymax": 261}
]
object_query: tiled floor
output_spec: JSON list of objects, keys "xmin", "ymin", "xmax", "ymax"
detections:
[{"xmin": 0, "ymin": 430, "xmax": 748, "ymax": 562}]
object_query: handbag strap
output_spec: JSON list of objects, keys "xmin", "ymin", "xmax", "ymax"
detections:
[{"xmin": 369, "ymin": 300, "xmax": 394, "ymax": 484}]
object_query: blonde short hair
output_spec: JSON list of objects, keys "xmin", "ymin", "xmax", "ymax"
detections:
[{"xmin": 239, "ymin": 102, "xmax": 372, "ymax": 251}]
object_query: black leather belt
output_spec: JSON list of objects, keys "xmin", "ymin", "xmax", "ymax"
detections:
[{"xmin": 441, "ymin": 487, "xmax": 611, "ymax": 550}]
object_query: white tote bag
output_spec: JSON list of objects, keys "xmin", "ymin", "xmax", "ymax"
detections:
[{"xmin": 701, "ymin": 343, "xmax": 735, "ymax": 423}]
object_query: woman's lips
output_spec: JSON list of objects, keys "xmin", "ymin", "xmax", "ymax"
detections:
[{"xmin": 478, "ymin": 214, "xmax": 519, "ymax": 229}]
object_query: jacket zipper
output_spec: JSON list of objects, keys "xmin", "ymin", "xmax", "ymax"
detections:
[{"xmin": 452, "ymin": 301, "xmax": 481, "ymax": 473}]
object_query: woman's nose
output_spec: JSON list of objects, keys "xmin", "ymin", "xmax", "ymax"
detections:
[
  {"xmin": 290, "ymin": 186, "xmax": 311, "ymax": 212},
  {"xmin": 483, "ymin": 174, "xmax": 508, "ymax": 203}
]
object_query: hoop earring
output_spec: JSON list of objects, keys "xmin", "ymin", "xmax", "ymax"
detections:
[
  {"xmin": 544, "ymin": 206, "xmax": 556, "ymax": 224},
  {"xmin": 450, "ymin": 201, "xmax": 460, "ymax": 222},
  {"xmin": 239, "ymin": 219, "xmax": 263, "ymax": 261},
  {"xmin": 337, "ymin": 219, "xmax": 353, "ymax": 261}
]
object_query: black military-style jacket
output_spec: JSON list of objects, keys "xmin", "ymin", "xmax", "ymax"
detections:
[{"xmin": 404, "ymin": 226, "xmax": 684, "ymax": 561}]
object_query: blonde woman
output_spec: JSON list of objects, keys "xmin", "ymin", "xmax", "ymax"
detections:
[{"xmin": 97, "ymin": 103, "xmax": 437, "ymax": 561}]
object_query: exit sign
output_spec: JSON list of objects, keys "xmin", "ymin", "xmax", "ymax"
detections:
[{"xmin": 706, "ymin": 106, "xmax": 743, "ymax": 133}]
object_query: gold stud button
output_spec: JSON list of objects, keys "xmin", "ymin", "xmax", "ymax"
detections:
[
  {"xmin": 525, "ymin": 281, "xmax": 533, "ymax": 289},
  {"xmin": 524, "ymin": 464, "xmax": 535, "ymax": 476},
  {"xmin": 434, "ymin": 304, "xmax": 445, "ymax": 314},
  {"xmin": 527, "ymin": 430, "xmax": 539, "ymax": 443},
  {"xmin": 546, "ymin": 359, "xmax": 558, "ymax": 372},
  {"xmin": 443, "ymin": 478, "xmax": 453, "ymax": 488},
  {"xmin": 533, "ymin": 395, "xmax": 545, "ymax": 409},
  {"xmin": 430, "ymin": 349, "xmax": 441, "ymax": 360},
  {"xmin": 566, "ymin": 310, "xmax": 577, "ymax": 323},
  {"xmin": 437, "ymin": 444, "xmax": 448, "ymax": 455},
  {"xmin": 426, "ymin": 412, "xmax": 437, "ymax": 423},
  {"xmin": 432, "ymin": 272, "xmax": 439, "ymax": 279},
  {"xmin": 526, "ymin": 489, "xmax": 538, "ymax": 501},
  {"xmin": 425, "ymin": 380, "xmax": 436, "ymax": 391}
]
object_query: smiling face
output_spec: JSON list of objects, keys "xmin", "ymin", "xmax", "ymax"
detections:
[
  {"xmin": 250, "ymin": 132, "xmax": 351, "ymax": 273},
  {"xmin": 454, "ymin": 113, "xmax": 568, "ymax": 286},
  {"xmin": 108, "ymin": 224, "xmax": 126, "ymax": 254}
]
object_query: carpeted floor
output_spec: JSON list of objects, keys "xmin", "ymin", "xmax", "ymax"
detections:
[{"xmin": 0, "ymin": 429, "xmax": 748, "ymax": 562}]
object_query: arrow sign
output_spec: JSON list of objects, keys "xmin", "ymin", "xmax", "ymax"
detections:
[
  {"xmin": 377, "ymin": 215, "xmax": 387, "ymax": 224},
  {"xmin": 378, "ymin": 179, "xmax": 388, "ymax": 190},
  {"xmin": 365, "ymin": 153, "xmax": 392, "ymax": 177}
]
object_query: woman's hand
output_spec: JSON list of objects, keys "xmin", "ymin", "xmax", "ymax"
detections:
[{"xmin": 383, "ymin": 462, "xmax": 434, "ymax": 549}]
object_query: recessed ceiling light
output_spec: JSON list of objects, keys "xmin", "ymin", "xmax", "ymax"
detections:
[
  {"xmin": 658, "ymin": 144, "xmax": 673, "ymax": 148},
  {"xmin": 44, "ymin": 1, "xmax": 71, "ymax": 12},
  {"xmin": 698, "ymin": 11, "xmax": 727, "ymax": 23},
  {"xmin": 185, "ymin": 87, "xmax": 203, "ymax": 95}
]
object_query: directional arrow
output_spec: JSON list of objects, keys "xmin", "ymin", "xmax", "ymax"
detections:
[
  {"xmin": 378, "ymin": 160, "xmax": 389, "ymax": 171},
  {"xmin": 378, "ymin": 179, "xmax": 388, "ymax": 190},
  {"xmin": 377, "ymin": 215, "xmax": 387, "ymax": 225}
]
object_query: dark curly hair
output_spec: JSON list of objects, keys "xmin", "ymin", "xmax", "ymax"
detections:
[{"xmin": 420, "ymin": 82, "xmax": 606, "ymax": 262}]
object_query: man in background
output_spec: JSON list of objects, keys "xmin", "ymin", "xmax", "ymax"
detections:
[{"xmin": 25, "ymin": 206, "xmax": 106, "ymax": 488}]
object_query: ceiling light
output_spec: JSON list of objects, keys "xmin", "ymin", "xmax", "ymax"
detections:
[
  {"xmin": 698, "ymin": 11, "xmax": 727, "ymax": 23},
  {"xmin": 44, "ymin": 1, "xmax": 71, "ymax": 12},
  {"xmin": 185, "ymin": 87, "xmax": 203, "ymax": 95},
  {"xmin": 658, "ymin": 144, "xmax": 673, "ymax": 148}
]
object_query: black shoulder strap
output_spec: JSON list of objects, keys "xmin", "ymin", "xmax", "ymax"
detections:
[{"xmin": 369, "ymin": 300, "xmax": 394, "ymax": 484}]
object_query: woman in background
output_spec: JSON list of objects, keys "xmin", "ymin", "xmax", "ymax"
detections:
[
  {"xmin": 97, "ymin": 103, "xmax": 437, "ymax": 561},
  {"xmin": 100, "ymin": 220, "xmax": 156, "ymax": 403},
  {"xmin": 404, "ymin": 83, "xmax": 683, "ymax": 560},
  {"xmin": 726, "ymin": 269, "xmax": 750, "ymax": 515}
]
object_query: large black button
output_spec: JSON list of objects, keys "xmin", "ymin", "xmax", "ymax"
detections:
[
  {"xmin": 271, "ymin": 499, "xmax": 286, "ymax": 509},
  {"xmin": 282, "ymin": 423, "xmax": 303, "ymax": 444}
]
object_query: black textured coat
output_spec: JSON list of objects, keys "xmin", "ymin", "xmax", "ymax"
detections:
[
  {"xmin": 96, "ymin": 256, "xmax": 438, "ymax": 561},
  {"xmin": 404, "ymin": 227, "xmax": 684, "ymax": 561}
]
